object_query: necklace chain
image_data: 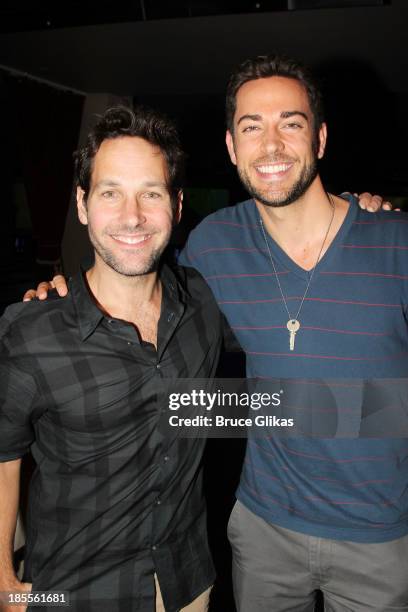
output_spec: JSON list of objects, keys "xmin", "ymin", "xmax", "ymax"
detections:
[{"xmin": 259, "ymin": 193, "xmax": 335, "ymax": 323}]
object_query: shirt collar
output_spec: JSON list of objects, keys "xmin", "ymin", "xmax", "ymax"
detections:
[
  {"xmin": 70, "ymin": 262, "xmax": 187, "ymax": 343},
  {"xmin": 70, "ymin": 269, "xmax": 105, "ymax": 341}
]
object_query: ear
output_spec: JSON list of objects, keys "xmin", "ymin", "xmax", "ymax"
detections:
[
  {"xmin": 317, "ymin": 123, "xmax": 327, "ymax": 159},
  {"xmin": 174, "ymin": 190, "xmax": 183, "ymax": 225},
  {"xmin": 76, "ymin": 187, "xmax": 88, "ymax": 225},
  {"xmin": 226, "ymin": 130, "xmax": 237, "ymax": 166}
]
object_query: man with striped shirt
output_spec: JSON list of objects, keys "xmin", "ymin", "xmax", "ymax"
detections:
[{"xmin": 180, "ymin": 55, "xmax": 408, "ymax": 611}]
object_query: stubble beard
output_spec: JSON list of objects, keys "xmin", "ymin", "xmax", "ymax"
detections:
[
  {"xmin": 238, "ymin": 156, "xmax": 319, "ymax": 208},
  {"xmin": 88, "ymin": 224, "xmax": 169, "ymax": 277}
]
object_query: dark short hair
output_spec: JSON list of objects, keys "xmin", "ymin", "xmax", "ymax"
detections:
[
  {"xmin": 75, "ymin": 105, "xmax": 185, "ymax": 209},
  {"xmin": 226, "ymin": 54, "xmax": 324, "ymax": 145}
]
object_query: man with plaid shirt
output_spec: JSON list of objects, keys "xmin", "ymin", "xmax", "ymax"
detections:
[{"xmin": 0, "ymin": 107, "xmax": 227, "ymax": 612}]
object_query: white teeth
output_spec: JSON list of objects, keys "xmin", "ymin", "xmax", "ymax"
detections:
[
  {"xmin": 257, "ymin": 164, "xmax": 291, "ymax": 174},
  {"xmin": 112, "ymin": 235, "xmax": 149, "ymax": 245}
]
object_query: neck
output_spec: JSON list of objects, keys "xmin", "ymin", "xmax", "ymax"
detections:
[
  {"xmin": 86, "ymin": 257, "xmax": 162, "ymax": 323},
  {"xmin": 257, "ymin": 177, "xmax": 330, "ymax": 241},
  {"xmin": 257, "ymin": 176, "xmax": 349, "ymax": 271}
]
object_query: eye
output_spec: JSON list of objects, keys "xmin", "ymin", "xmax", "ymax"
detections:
[
  {"xmin": 283, "ymin": 122, "xmax": 303, "ymax": 130},
  {"xmin": 144, "ymin": 191, "xmax": 162, "ymax": 199},
  {"xmin": 101, "ymin": 190, "xmax": 118, "ymax": 199},
  {"xmin": 242, "ymin": 125, "xmax": 260, "ymax": 133}
]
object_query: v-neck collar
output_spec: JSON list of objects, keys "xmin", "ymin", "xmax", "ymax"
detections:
[{"xmin": 252, "ymin": 195, "xmax": 357, "ymax": 281}]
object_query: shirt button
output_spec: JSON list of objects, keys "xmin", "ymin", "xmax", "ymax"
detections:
[
  {"xmin": 152, "ymin": 545, "xmax": 157, "ymax": 551},
  {"xmin": 156, "ymin": 363, "xmax": 161, "ymax": 370},
  {"xmin": 156, "ymin": 499, "xmax": 161, "ymax": 505},
  {"xmin": 164, "ymin": 456, "xmax": 169, "ymax": 462},
  {"xmin": 167, "ymin": 312, "xmax": 175, "ymax": 323}
]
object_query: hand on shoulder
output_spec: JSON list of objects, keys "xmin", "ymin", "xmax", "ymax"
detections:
[{"xmin": 23, "ymin": 275, "xmax": 69, "ymax": 302}]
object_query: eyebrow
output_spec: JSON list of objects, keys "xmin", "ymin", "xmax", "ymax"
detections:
[
  {"xmin": 237, "ymin": 110, "xmax": 309, "ymax": 125},
  {"xmin": 237, "ymin": 114, "xmax": 262, "ymax": 126},
  {"xmin": 93, "ymin": 179, "xmax": 168, "ymax": 189},
  {"xmin": 143, "ymin": 181, "xmax": 168, "ymax": 189},
  {"xmin": 280, "ymin": 110, "xmax": 308, "ymax": 121},
  {"xmin": 93, "ymin": 180, "xmax": 121, "ymax": 189}
]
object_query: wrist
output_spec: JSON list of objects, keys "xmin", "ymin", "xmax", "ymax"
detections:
[{"xmin": 0, "ymin": 575, "xmax": 21, "ymax": 591}]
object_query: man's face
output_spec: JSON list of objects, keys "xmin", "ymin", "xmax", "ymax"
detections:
[
  {"xmin": 77, "ymin": 136, "xmax": 182, "ymax": 277},
  {"xmin": 226, "ymin": 76, "xmax": 327, "ymax": 208}
]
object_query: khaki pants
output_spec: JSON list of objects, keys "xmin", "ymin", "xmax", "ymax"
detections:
[
  {"xmin": 229, "ymin": 500, "xmax": 408, "ymax": 612},
  {"xmin": 154, "ymin": 574, "xmax": 211, "ymax": 612}
]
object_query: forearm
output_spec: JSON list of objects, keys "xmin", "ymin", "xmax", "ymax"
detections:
[{"xmin": 0, "ymin": 458, "xmax": 22, "ymax": 588}]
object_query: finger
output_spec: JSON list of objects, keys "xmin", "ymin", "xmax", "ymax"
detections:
[
  {"xmin": 52, "ymin": 275, "xmax": 69, "ymax": 297},
  {"xmin": 369, "ymin": 195, "xmax": 382, "ymax": 212},
  {"xmin": 36, "ymin": 282, "xmax": 53, "ymax": 300},
  {"xmin": 23, "ymin": 289, "xmax": 37, "ymax": 302},
  {"xmin": 357, "ymin": 192, "xmax": 372, "ymax": 210},
  {"xmin": 381, "ymin": 202, "xmax": 392, "ymax": 211},
  {"xmin": 362, "ymin": 193, "xmax": 382, "ymax": 213}
]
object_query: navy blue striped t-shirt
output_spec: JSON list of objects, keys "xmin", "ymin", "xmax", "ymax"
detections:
[{"xmin": 179, "ymin": 197, "xmax": 408, "ymax": 543}]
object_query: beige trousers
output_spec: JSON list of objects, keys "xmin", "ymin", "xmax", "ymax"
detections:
[{"xmin": 154, "ymin": 575, "xmax": 211, "ymax": 612}]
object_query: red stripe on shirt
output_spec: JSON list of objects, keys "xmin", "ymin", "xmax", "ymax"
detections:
[
  {"xmin": 342, "ymin": 245, "xmax": 408, "ymax": 250},
  {"xmin": 204, "ymin": 220, "xmax": 259, "ymax": 229},
  {"xmin": 246, "ymin": 351, "xmax": 408, "ymax": 361},
  {"xmin": 232, "ymin": 324, "xmax": 388, "ymax": 336},
  {"xmin": 205, "ymin": 272, "xmax": 289, "ymax": 280},
  {"xmin": 319, "ymin": 271, "xmax": 408, "ymax": 280},
  {"xmin": 219, "ymin": 296, "xmax": 400, "ymax": 307}
]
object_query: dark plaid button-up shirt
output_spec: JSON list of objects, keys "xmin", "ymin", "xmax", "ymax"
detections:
[{"xmin": 0, "ymin": 264, "xmax": 225, "ymax": 612}]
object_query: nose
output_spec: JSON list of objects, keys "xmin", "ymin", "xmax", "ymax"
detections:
[
  {"xmin": 121, "ymin": 196, "xmax": 147, "ymax": 226},
  {"xmin": 262, "ymin": 125, "xmax": 285, "ymax": 155}
]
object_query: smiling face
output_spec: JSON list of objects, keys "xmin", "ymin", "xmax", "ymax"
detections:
[
  {"xmin": 226, "ymin": 76, "xmax": 327, "ymax": 208},
  {"xmin": 77, "ymin": 136, "xmax": 182, "ymax": 277}
]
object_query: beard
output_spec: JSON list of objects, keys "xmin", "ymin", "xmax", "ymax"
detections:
[
  {"xmin": 87, "ymin": 223, "xmax": 169, "ymax": 277},
  {"xmin": 238, "ymin": 155, "xmax": 319, "ymax": 208}
]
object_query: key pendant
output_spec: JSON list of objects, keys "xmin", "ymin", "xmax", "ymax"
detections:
[{"xmin": 287, "ymin": 319, "xmax": 300, "ymax": 351}]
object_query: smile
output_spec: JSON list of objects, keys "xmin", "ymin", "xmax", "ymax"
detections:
[
  {"xmin": 256, "ymin": 163, "xmax": 293, "ymax": 177},
  {"xmin": 111, "ymin": 234, "xmax": 151, "ymax": 245}
]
